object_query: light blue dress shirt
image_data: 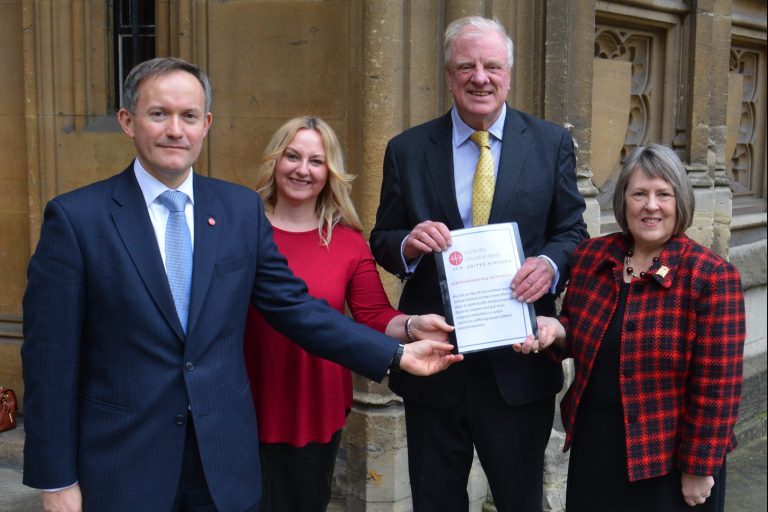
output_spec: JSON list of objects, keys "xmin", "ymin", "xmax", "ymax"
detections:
[{"xmin": 134, "ymin": 158, "xmax": 196, "ymax": 266}]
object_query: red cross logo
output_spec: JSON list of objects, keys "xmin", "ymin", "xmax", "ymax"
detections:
[{"xmin": 448, "ymin": 251, "xmax": 463, "ymax": 266}]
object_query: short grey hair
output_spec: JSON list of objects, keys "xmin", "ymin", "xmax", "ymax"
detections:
[
  {"xmin": 444, "ymin": 16, "xmax": 514, "ymax": 69},
  {"xmin": 613, "ymin": 143, "xmax": 695, "ymax": 235},
  {"xmin": 122, "ymin": 57, "xmax": 212, "ymax": 114}
]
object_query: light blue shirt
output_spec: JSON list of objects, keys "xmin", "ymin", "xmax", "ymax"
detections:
[
  {"xmin": 133, "ymin": 159, "xmax": 196, "ymax": 267},
  {"xmin": 451, "ymin": 106, "xmax": 506, "ymax": 228}
]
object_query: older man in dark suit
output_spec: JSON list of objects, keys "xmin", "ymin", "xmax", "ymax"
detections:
[
  {"xmin": 21, "ymin": 57, "xmax": 461, "ymax": 512},
  {"xmin": 370, "ymin": 16, "xmax": 588, "ymax": 512}
]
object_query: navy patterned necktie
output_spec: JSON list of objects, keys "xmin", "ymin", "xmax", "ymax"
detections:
[{"xmin": 158, "ymin": 190, "xmax": 193, "ymax": 332}]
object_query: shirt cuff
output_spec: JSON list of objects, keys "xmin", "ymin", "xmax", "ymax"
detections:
[
  {"xmin": 43, "ymin": 482, "xmax": 78, "ymax": 492},
  {"xmin": 538, "ymin": 255, "xmax": 559, "ymax": 294},
  {"xmin": 400, "ymin": 235, "xmax": 423, "ymax": 276}
]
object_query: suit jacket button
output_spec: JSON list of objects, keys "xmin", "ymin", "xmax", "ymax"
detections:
[
  {"xmin": 176, "ymin": 415, "xmax": 186, "ymax": 425},
  {"xmin": 185, "ymin": 361, "xmax": 194, "ymax": 371}
]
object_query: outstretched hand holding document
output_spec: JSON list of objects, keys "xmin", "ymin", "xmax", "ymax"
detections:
[{"xmin": 435, "ymin": 223, "xmax": 536, "ymax": 354}]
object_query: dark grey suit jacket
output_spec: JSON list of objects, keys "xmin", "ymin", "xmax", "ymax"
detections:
[{"xmin": 370, "ymin": 106, "xmax": 588, "ymax": 407}]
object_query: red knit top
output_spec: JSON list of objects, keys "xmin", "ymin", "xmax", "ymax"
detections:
[{"xmin": 243, "ymin": 225, "xmax": 400, "ymax": 446}]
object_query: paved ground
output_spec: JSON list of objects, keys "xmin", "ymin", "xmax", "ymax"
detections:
[
  {"xmin": 724, "ymin": 436, "xmax": 768, "ymax": 512},
  {"xmin": 0, "ymin": 466, "xmax": 37, "ymax": 512},
  {"xmin": 1, "ymin": 436, "xmax": 765, "ymax": 511}
]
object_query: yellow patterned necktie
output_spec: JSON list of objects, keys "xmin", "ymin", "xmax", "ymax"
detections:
[{"xmin": 470, "ymin": 130, "xmax": 494, "ymax": 226}]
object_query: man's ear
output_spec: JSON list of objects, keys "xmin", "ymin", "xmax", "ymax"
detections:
[
  {"xmin": 202, "ymin": 112, "xmax": 213, "ymax": 137},
  {"xmin": 117, "ymin": 108, "xmax": 135, "ymax": 138}
]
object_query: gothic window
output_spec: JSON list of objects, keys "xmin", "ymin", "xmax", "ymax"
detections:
[
  {"xmin": 728, "ymin": 45, "xmax": 766, "ymax": 201},
  {"xmin": 594, "ymin": 27, "xmax": 655, "ymax": 161},
  {"xmin": 593, "ymin": 24, "xmax": 668, "ymax": 211},
  {"xmin": 113, "ymin": 0, "xmax": 156, "ymax": 109}
]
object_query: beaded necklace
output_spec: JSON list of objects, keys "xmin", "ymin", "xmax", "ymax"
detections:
[{"xmin": 625, "ymin": 249, "xmax": 659, "ymax": 279}]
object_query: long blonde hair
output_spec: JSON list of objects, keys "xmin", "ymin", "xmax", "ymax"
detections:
[{"xmin": 254, "ymin": 116, "xmax": 363, "ymax": 245}]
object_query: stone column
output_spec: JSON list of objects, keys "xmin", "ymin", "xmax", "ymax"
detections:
[
  {"xmin": 711, "ymin": 0, "xmax": 735, "ymax": 258},
  {"xmin": 356, "ymin": 0, "xmax": 404, "ymax": 237},
  {"xmin": 685, "ymin": 0, "xmax": 734, "ymax": 257},
  {"xmin": 686, "ymin": 1, "xmax": 718, "ymax": 249},
  {"xmin": 346, "ymin": 3, "xmax": 408, "ymax": 511},
  {"xmin": 541, "ymin": 2, "xmax": 598, "ymax": 510},
  {"xmin": 544, "ymin": 0, "xmax": 600, "ymax": 238}
]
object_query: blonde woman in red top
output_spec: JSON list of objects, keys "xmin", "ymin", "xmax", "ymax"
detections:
[
  {"xmin": 517, "ymin": 144, "xmax": 745, "ymax": 512},
  {"xmin": 243, "ymin": 116, "xmax": 454, "ymax": 511}
]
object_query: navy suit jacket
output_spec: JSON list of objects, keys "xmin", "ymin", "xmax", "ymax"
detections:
[
  {"xmin": 370, "ymin": 106, "xmax": 588, "ymax": 408},
  {"xmin": 21, "ymin": 165, "xmax": 399, "ymax": 511}
]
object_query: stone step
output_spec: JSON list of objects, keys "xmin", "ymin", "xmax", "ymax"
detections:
[
  {"xmin": 0, "ymin": 433, "xmax": 764, "ymax": 511},
  {"xmin": 0, "ymin": 418, "xmax": 43, "ymax": 511},
  {"xmin": 0, "ymin": 419, "xmax": 37, "ymax": 512},
  {"xmin": 723, "ymin": 436, "xmax": 768, "ymax": 512},
  {"xmin": 736, "ymin": 352, "xmax": 768, "ymax": 445},
  {"xmin": 0, "ymin": 418, "xmax": 24, "ymax": 468},
  {"xmin": 0, "ymin": 325, "xmax": 25, "ymax": 407},
  {"xmin": 0, "ymin": 466, "xmax": 38, "ymax": 512}
]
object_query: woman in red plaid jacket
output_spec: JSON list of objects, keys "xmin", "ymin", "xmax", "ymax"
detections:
[{"xmin": 516, "ymin": 144, "xmax": 745, "ymax": 511}]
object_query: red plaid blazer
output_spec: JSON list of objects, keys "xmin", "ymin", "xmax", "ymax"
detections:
[{"xmin": 559, "ymin": 233, "xmax": 745, "ymax": 481}]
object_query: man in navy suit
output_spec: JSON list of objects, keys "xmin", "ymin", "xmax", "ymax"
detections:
[
  {"xmin": 370, "ymin": 16, "xmax": 588, "ymax": 512},
  {"xmin": 21, "ymin": 57, "xmax": 462, "ymax": 512}
]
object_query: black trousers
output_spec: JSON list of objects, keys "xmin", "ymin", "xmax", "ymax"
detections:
[
  {"xmin": 258, "ymin": 429, "xmax": 343, "ymax": 512},
  {"xmin": 171, "ymin": 415, "xmax": 217, "ymax": 512},
  {"xmin": 403, "ymin": 357, "xmax": 555, "ymax": 512}
]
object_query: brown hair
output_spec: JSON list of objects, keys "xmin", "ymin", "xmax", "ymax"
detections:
[
  {"xmin": 613, "ymin": 143, "xmax": 695, "ymax": 235},
  {"xmin": 122, "ymin": 57, "xmax": 212, "ymax": 114}
]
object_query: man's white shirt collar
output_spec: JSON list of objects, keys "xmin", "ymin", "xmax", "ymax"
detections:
[{"xmin": 133, "ymin": 158, "xmax": 195, "ymax": 206}]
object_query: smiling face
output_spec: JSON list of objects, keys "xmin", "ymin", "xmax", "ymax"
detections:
[
  {"xmin": 274, "ymin": 129, "xmax": 329, "ymax": 209},
  {"xmin": 445, "ymin": 28, "xmax": 511, "ymax": 130},
  {"xmin": 118, "ymin": 70, "xmax": 212, "ymax": 189},
  {"xmin": 625, "ymin": 169, "xmax": 677, "ymax": 253}
]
